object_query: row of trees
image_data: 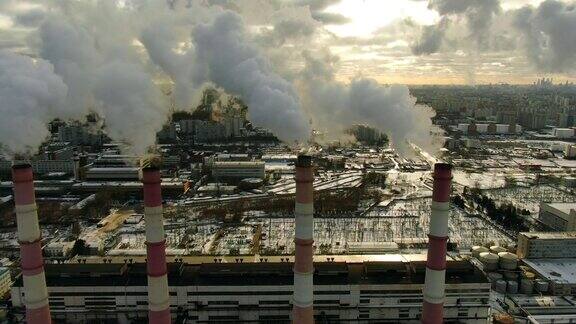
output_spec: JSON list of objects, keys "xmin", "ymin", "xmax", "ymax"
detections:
[{"xmin": 463, "ymin": 188, "xmax": 530, "ymax": 232}]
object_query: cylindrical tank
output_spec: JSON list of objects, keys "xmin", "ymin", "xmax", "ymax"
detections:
[
  {"xmin": 521, "ymin": 271, "xmax": 535, "ymax": 280},
  {"xmin": 498, "ymin": 252, "xmax": 518, "ymax": 270},
  {"xmin": 494, "ymin": 279, "xmax": 507, "ymax": 293},
  {"xmin": 488, "ymin": 272, "xmax": 504, "ymax": 282},
  {"xmin": 493, "ymin": 314, "xmax": 515, "ymax": 324},
  {"xmin": 480, "ymin": 252, "xmax": 499, "ymax": 271},
  {"xmin": 520, "ymin": 279, "xmax": 534, "ymax": 294},
  {"xmin": 504, "ymin": 272, "xmax": 519, "ymax": 281},
  {"xmin": 472, "ymin": 246, "xmax": 489, "ymax": 258},
  {"xmin": 535, "ymin": 279, "xmax": 549, "ymax": 293},
  {"xmin": 507, "ymin": 280, "xmax": 518, "ymax": 294},
  {"xmin": 490, "ymin": 245, "xmax": 507, "ymax": 254}
]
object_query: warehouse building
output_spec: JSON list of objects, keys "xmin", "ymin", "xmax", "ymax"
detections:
[
  {"xmin": 523, "ymin": 259, "xmax": 576, "ymax": 296},
  {"xmin": 10, "ymin": 258, "xmax": 491, "ymax": 323},
  {"xmin": 211, "ymin": 161, "xmax": 265, "ymax": 180},
  {"xmin": 517, "ymin": 232, "xmax": 576, "ymax": 259},
  {"xmin": 538, "ymin": 203, "xmax": 576, "ymax": 231}
]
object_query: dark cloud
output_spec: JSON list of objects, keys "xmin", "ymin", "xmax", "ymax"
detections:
[
  {"xmin": 295, "ymin": 0, "xmax": 341, "ymax": 11},
  {"xmin": 411, "ymin": 18, "xmax": 448, "ymax": 55},
  {"xmin": 14, "ymin": 9, "xmax": 46, "ymax": 27},
  {"xmin": 412, "ymin": 0, "xmax": 502, "ymax": 55},
  {"xmin": 513, "ymin": 0, "xmax": 576, "ymax": 72},
  {"xmin": 311, "ymin": 11, "xmax": 350, "ymax": 25}
]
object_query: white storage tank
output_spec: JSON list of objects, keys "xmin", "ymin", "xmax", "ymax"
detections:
[
  {"xmin": 554, "ymin": 128, "xmax": 575, "ymax": 138},
  {"xmin": 521, "ymin": 271, "xmax": 536, "ymax": 280},
  {"xmin": 480, "ymin": 252, "xmax": 500, "ymax": 271},
  {"xmin": 472, "ymin": 246, "xmax": 489, "ymax": 258},
  {"xmin": 490, "ymin": 245, "xmax": 507, "ymax": 254},
  {"xmin": 496, "ymin": 124, "xmax": 510, "ymax": 134},
  {"xmin": 507, "ymin": 281, "xmax": 518, "ymax": 294},
  {"xmin": 520, "ymin": 279, "xmax": 534, "ymax": 294},
  {"xmin": 498, "ymin": 252, "xmax": 518, "ymax": 270},
  {"xmin": 494, "ymin": 279, "xmax": 507, "ymax": 293},
  {"xmin": 535, "ymin": 279, "xmax": 549, "ymax": 293},
  {"xmin": 476, "ymin": 124, "xmax": 489, "ymax": 133},
  {"xmin": 487, "ymin": 272, "xmax": 504, "ymax": 282},
  {"xmin": 504, "ymin": 272, "xmax": 519, "ymax": 281}
]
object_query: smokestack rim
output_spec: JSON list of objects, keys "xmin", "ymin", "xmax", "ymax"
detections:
[
  {"xmin": 433, "ymin": 163, "xmax": 452, "ymax": 179},
  {"xmin": 296, "ymin": 155, "xmax": 312, "ymax": 168},
  {"xmin": 11, "ymin": 163, "xmax": 32, "ymax": 170},
  {"xmin": 142, "ymin": 165, "xmax": 161, "ymax": 172}
]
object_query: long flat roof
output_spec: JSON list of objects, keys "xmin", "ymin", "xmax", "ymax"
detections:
[
  {"xmin": 523, "ymin": 258, "xmax": 576, "ymax": 285},
  {"xmin": 545, "ymin": 203, "xmax": 576, "ymax": 216},
  {"xmin": 520, "ymin": 232, "xmax": 576, "ymax": 240},
  {"xmin": 15, "ymin": 259, "xmax": 488, "ymax": 288}
]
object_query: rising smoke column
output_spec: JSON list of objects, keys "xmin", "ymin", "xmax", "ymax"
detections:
[
  {"xmin": 0, "ymin": 51, "xmax": 68, "ymax": 156},
  {"xmin": 192, "ymin": 11, "xmax": 311, "ymax": 143},
  {"xmin": 37, "ymin": 13, "xmax": 169, "ymax": 155},
  {"xmin": 298, "ymin": 51, "xmax": 443, "ymax": 156},
  {"xmin": 513, "ymin": 0, "xmax": 576, "ymax": 73},
  {"xmin": 411, "ymin": 0, "xmax": 501, "ymax": 55}
]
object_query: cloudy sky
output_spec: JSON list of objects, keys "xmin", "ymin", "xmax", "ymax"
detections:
[
  {"xmin": 1, "ymin": 0, "xmax": 575, "ymax": 157},
  {"xmin": 0, "ymin": 0, "xmax": 575, "ymax": 86}
]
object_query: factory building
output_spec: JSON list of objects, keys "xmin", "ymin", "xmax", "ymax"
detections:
[
  {"xmin": 523, "ymin": 259, "xmax": 576, "ymax": 296},
  {"xmin": 0, "ymin": 160, "xmax": 75, "ymax": 177},
  {"xmin": 457, "ymin": 123, "xmax": 522, "ymax": 135},
  {"xmin": 565, "ymin": 144, "xmax": 576, "ymax": 159},
  {"xmin": 0, "ymin": 267, "xmax": 11, "ymax": 298},
  {"xmin": 10, "ymin": 259, "xmax": 490, "ymax": 323},
  {"xmin": 538, "ymin": 203, "xmax": 576, "ymax": 231},
  {"xmin": 553, "ymin": 128, "xmax": 576, "ymax": 139},
  {"xmin": 517, "ymin": 232, "xmax": 576, "ymax": 259},
  {"xmin": 84, "ymin": 167, "xmax": 140, "ymax": 181},
  {"xmin": 211, "ymin": 161, "xmax": 265, "ymax": 180}
]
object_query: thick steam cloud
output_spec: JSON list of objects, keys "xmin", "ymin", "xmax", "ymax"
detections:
[
  {"xmin": 299, "ymin": 52, "xmax": 443, "ymax": 156},
  {"xmin": 0, "ymin": 0, "xmax": 444, "ymax": 158},
  {"xmin": 0, "ymin": 51, "xmax": 68, "ymax": 156},
  {"xmin": 192, "ymin": 11, "xmax": 311, "ymax": 143}
]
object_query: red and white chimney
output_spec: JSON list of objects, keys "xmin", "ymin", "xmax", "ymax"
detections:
[
  {"xmin": 142, "ymin": 167, "xmax": 171, "ymax": 324},
  {"xmin": 293, "ymin": 154, "xmax": 314, "ymax": 324},
  {"xmin": 422, "ymin": 163, "xmax": 452, "ymax": 324},
  {"xmin": 12, "ymin": 164, "xmax": 51, "ymax": 324}
]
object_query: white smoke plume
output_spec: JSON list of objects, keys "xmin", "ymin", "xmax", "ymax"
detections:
[
  {"xmin": 0, "ymin": 51, "xmax": 68, "ymax": 156},
  {"xmin": 412, "ymin": 0, "xmax": 501, "ymax": 54},
  {"xmin": 298, "ymin": 51, "xmax": 444, "ymax": 156},
  {"xmin": 192, "ymin": 11, "xmax": 311, "ymax": 142},
  {"xmin": 35, "ymin": 5, "xmax": 169, "ymax": 155},
  {"xmin": 0, "ymin": 0, "xmax": 443, "ymax": 158},
  {"xmin": 513, "ymin": 0, "xmax": 576, "ymax": 73}
]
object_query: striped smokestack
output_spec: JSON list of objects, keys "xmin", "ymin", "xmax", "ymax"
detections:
[
  {"xmin": 293, "ymin": 154, "xmax": 314, "ymax": 324},
  {"xmin": 422, "ymin": 163, "xmax": 452, "ymax": 324},
  {"xmin": 142, "ymin": 167, "xmax": 171, "ymax": 324},
  {"xmin": 12, "ymin": 164, "xmax": 51, "ymax": 324}
]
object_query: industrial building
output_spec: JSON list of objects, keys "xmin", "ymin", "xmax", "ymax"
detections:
[
  {"xmin": 84, "ymin": 167, "xmax": 140, "ymax": 181},
  {"xmin": 553, "ymin": 128, "xmax": 576, "ymax": 139},
  {"xmin": 538, "ymin": 203, "xmax": 576, "ymax": 231},
  {"xmin": 517, "ymin": 232, "xmax": 576, "ymax": 259},
  {"xmin": 457, "ymin": 123, "xmax": 522, "ymax": 135},
  {"xmin": 211, "ymin": 161, "xmax": 266, "ymax": 179},
  {"xmin": 0, "ymin": 267, "xmax": 11, "ymax": 298},
  {"xmin": 523, "ymin": 259, "xmax": 576, "ymax": 296},
  {"xmin": 10, "ymin": 258, "xmax": 491, "ymax": 323}
]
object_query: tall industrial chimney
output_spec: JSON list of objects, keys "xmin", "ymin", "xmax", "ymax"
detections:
[
  {"xmin": 142, "ymin": 167, "xmax": 171, "ymax": 324},
  {"xmin": 422, "ymin": 163, "xmax": 452, "ymax": 324},
  {"xmin": 293, "ymin": 154, "xmax": 314, "ymax": 324},
  {"xmin": 12, "ymin": 164, "xmax": 51, "ymax": 324}
]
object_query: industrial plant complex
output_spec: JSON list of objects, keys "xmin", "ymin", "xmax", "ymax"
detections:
[
  {"xmin": 0, "ymin": 0, "xmax": 576, "ymax": 323},
  {"xmin": 0, "ymin": 83, "xmax": 574, "ymax": 324}
]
